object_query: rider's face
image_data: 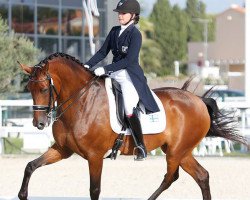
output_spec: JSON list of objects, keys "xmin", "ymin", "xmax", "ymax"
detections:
[{"xmin": 118, "ymin": 12, "xmax": 134, "ymax": 25}]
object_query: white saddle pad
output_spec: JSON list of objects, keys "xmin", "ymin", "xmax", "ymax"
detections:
[{"xmin": 105, "ymin": 78, "xmax": 166, "ymax": 135}]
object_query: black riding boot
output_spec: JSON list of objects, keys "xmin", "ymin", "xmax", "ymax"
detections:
[{"xmin": 127, "ymin": 108, "xmax": 147, "ymax": 161}]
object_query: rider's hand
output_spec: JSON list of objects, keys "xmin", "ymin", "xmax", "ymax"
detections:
[
  {"xmin": 84, "ymin": 64, "xmax": 90, "ymax": 69},
  {"xmin": 94, "ymin": 67, "xmax": 105, "ymax": 76}
]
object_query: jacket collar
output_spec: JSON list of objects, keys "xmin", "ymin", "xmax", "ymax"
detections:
[
  {"xmin": 118, "ymin": 23, "xmax": 135, "ymax": 39},
  {"xmin": 120, "ymin": 20, "xmax": 134, "ymax": 34}
]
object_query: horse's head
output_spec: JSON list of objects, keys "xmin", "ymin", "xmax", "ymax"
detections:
[{"xmin": 18, "ymin": 61, "xmax": 57, "ymax": 130}]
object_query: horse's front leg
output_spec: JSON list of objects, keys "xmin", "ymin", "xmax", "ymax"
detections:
[
  {"xmin": 88, "ymin": 156, "xmax": 104, "ymax": 200},
  {"xmin": 18, "ymin": 143, "xmax": 72, "ymax": 200}
]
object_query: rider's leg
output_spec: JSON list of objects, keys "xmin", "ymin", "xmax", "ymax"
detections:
[
  {"xmin": 120, "ymin": 73, "xmax": 146, "ymax": 160},
  {"xmin": 111, "ymin": 70, "xmax": 147, "ymax": 160}
]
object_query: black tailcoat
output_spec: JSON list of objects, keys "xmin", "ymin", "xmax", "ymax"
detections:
[{"xmin": 85, "ymin": 24, "xmax": 159, "ymax": 113}]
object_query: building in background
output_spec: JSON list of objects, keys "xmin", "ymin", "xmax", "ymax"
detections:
[
  {"xmin": 188, "ymin": 5, "xmax": 245, "ymax": 91},
  {"xmin": 0, "ymin": 0, "xmax": 117, "ymax": 64}
]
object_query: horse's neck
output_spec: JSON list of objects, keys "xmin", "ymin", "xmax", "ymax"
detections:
[
  {"xmin": 50, "ymin": 60, "xmax": 103, "ymax": 121},
  {"xmin": 51, "ymin": 60, "xmax": 92, "ymax": 98}
]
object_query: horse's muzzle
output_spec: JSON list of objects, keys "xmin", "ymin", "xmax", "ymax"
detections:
[
  {"xmin": 33, "ymin": 117, "xmax": 47, "ymax": 130},
  {"xmin": 37, "ymin": 122, "xmax": 46, "ymax": 130}
]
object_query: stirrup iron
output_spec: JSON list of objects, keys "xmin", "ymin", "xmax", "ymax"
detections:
[{"xmin": 133, "ymin": 146, "xmax": 147, "ymax": 161}]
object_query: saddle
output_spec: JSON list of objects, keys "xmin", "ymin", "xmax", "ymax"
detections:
[{"xmin": 106, "ymin": 78, "xmax": 166, "ymax": 159}]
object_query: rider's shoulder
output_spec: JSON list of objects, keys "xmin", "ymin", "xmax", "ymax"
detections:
[
  {"xmin": 131, "ymin": 26, "xmax": 141, "ymax": 37},
  {"xmin": 111, "ymin": 26, "xmax": 121, "ymax": 31}
]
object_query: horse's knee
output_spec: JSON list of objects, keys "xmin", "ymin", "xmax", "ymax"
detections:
[
  {"xmin": 165, "ymin": 169, "xmax": 179, "ymax": 182},
  {"xmin": 162, "ymin": 168, "xmax": 179, "ymax": 190}
]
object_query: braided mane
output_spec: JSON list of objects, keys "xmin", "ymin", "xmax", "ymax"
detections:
[{"xmin": 35, "ymin": 52, "xmax": 84, "ymax": 68}]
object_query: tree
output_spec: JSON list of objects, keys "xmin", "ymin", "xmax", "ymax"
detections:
[
  {"xmin": 0, "ymin": 16, "xmax": 42, "ymax": 94},
  {"xmin": 150, "ymin": 0, "xmax": 175, "ymax": 74},
  {"xmin": 144, "ymin": 0, "xmax": 215, "ymax": 76},
  {"xmin": 171, "ymin": 5, "xmax": 188, "ymax": 62},
  {"xmin": 139, "ymin": 17, "xmax": 163, "ymax": 75},
  {"xmin": 150, "ymin": 0, "xmax": 189, "ymax": 74},
  {"xmin": 185, "ymin": 0, "xmax": 215, "ymax": 42},
  {"xmin": 185, "ymin": 0, "xmax": 203, "ymax": 42}
]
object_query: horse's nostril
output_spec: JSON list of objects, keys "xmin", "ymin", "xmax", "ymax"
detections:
[{"xmin": 37, "ymin": 122, "xmax": 45, "ymax": 130}]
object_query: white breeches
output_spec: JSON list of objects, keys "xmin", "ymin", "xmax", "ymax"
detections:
[{"xmin": 110, "ymin": 69, "xmax": 139, "ymax": 115}]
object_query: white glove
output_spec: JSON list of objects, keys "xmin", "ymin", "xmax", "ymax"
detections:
[
  {"xmin": 84, "ymin": 64, "xmax": 90, "ymax": 69},
  {"xmin": 94, "ymin": 67, "xmax": 105, "ymax": 76}
]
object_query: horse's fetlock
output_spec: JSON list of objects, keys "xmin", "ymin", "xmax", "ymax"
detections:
[{"xmin": 90, "ymin": 187, "xmax": 101, "ymax": 195}]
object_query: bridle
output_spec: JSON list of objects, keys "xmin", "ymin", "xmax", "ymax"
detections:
[
  {"xmin": 29, "ymin": 73, "xmax": 58, "ymax": 114},
  {"xmin": 29, "ymin": 66, "xmax": 99, "ymax": 122}
]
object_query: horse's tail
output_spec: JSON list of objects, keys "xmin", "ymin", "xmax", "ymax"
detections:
[
  {"xmin": 180, "ymin": 77, "xmax": 248, "ymax": 145},
  {"xmin": 202, "ymin": 97, "xmax": 248, "ymax": 145}
]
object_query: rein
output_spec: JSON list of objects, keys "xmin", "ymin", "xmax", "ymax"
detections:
[
  {"xmin": 29, "ymin": 72, "xmax": 100, "ymax": 122},
  {"xmin": 52, "ymin": 76, "xmax": 100, "ymax": 120}
]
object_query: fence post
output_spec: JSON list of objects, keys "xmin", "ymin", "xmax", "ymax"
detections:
[
  {"xmin": 0, "ymin": 137, "xmax": 4, "ymax": 155},
  {"xmin": 0, "ymin": 105, "xmax": 2, "ymax": 127}
]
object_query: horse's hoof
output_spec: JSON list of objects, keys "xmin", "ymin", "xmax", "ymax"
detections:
[{"xmin": 18, "ymin": 191, "xmax": 28, "ymax": 200}]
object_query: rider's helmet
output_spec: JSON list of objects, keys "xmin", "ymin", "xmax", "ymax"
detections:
[{"xmin": 113, "ymin": 0, "xmax": 140, "ymax": 15}]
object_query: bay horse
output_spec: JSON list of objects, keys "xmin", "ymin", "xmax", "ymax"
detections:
[{"xmin": 18, "ymin": 53, "xmax": 247, "ymax": 200}]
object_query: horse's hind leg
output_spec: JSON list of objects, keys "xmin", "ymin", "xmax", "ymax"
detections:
[
  {"xmin": 180, "ymin": 154, "xmax": 211, "ymax": 200},
  {"xmin": 18, "ymin": 144, "xmax": 72, "ymax": 200},
  {"xmin": 148, "ymin": 155, "xmax": 180, "ymax": 200}
]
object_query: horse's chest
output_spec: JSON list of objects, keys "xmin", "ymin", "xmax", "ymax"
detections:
[
  {"xmin": 52, "ymin": 120, "xmax": 72, "ymax": 148},
  {"xmin": 52, "ymin": 130, "xmax": 67, "ymax": 148}
]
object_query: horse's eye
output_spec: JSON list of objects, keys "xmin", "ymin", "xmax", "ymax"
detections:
[{"xmin": 41, "ymin": 88, "xmax": 49, "ymax": 94}]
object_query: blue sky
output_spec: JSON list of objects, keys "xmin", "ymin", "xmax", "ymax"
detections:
[{"xmin": 140, "ymin": 0, "xmax": 245, "ymax": 16}]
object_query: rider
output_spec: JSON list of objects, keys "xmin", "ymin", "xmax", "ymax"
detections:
[{"xmin": 84, "ymin": 0, "xmax": 159, "ymax": 161}]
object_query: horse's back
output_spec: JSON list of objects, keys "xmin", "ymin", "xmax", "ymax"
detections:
[{"xmin": 153, "ymin": 87, "xmax": 204, "ymax": 109}]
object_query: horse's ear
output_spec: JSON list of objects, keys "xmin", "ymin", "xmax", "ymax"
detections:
[{"xmin": 17, "ymin": 61, "xmax": 32, "ymax": 75}]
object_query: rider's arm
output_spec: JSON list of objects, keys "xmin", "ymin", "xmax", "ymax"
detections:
[{"xmin": 85, "ymin": 28, "xmax": 113, "ymax": 68}]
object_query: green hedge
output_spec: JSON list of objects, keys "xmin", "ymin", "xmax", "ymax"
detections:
[{"xmin": 3, "ymin": 137, "xmax": 23, "ymax": 154}]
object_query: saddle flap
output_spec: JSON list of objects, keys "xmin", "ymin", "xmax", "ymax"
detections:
[{"xmin": 111, "ymin": 79, "xmax": 127, "ymax": 129}]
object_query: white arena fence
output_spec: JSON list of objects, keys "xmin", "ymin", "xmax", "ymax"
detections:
[
  {"xmin": 0, "ymin": 100, "xmax": 249, "ymax": 155},
  {"xmin": 0, "ymin": 100, "xmax": 53, "ymax": 154}
]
